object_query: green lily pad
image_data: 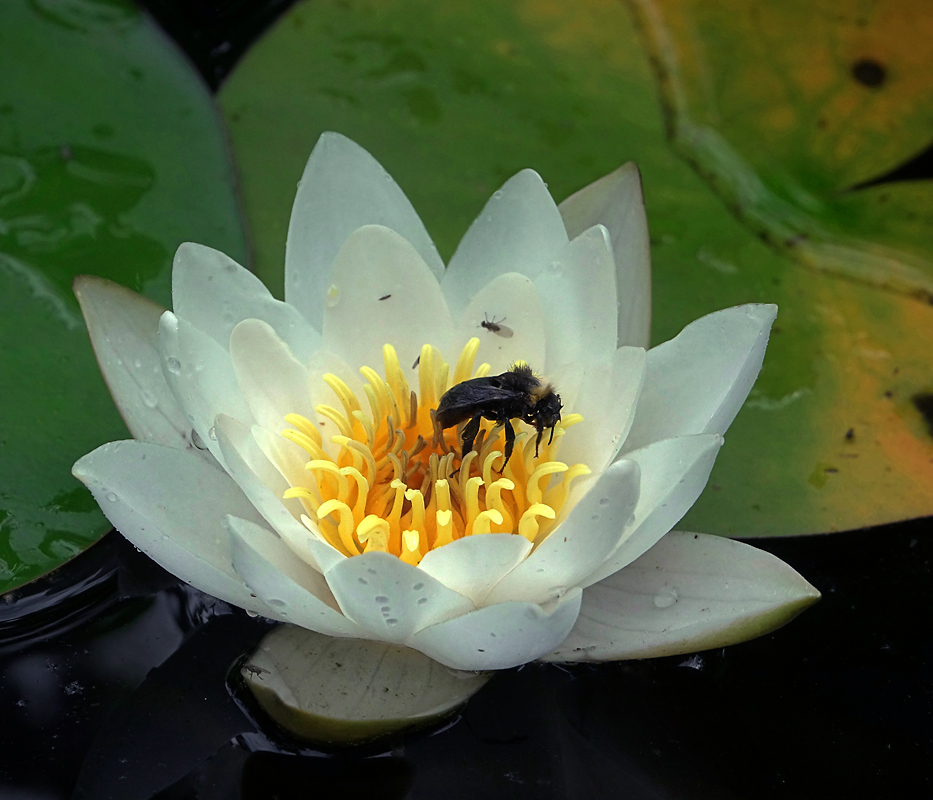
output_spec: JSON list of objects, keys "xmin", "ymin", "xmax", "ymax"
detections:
[
  {"xmin": 218, "ymin": 0, "xmax": 933, "ymax": 537},
  {"xmin": 0, "ymin": 0, "xmax": 248, "ymax": 593}
]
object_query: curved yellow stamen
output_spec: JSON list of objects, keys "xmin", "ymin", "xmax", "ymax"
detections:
[
  {"xmin": 318, "ymin": 499, "xmax": 359, "ymax": 555},
  {"xmin": 314, "ymin": 404, "xmax": 353, "ymax": 439},
  {"xmin": 306, "ymin": 460, "xmax": 349, "ymax": 501},
  {"xmin": 382, "ymin": 344, "xmax": 411, "ymax": 426},
  {"xmin": 472, "ymin": 508, "xmax": 503, "ymax": 535},
  {"xmin": 452, "ymin": 337, "xmax": 480, "ymax": 386},
  {"xmin": 284, "ymin": 413, "xmax": 323, "ymax": 446},
  {"xmin": 518, "ymin": 504, "xmax": 556, "ymax": 543},
  {"xmin": 357, "ymin": 515, "xmax": 390, "ymax": 553},
  {"xmin": 400, "ymin": 529, "xmax": 422, "ymax": 565},
  {"xmin": 527, "ymin": 461, "xmax": 569, "ymax": 506}
]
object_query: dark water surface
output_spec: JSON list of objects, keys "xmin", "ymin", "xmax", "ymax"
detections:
[{"xmin": 3, "ymin": 523, "xmax": 931, "ymax": 799}]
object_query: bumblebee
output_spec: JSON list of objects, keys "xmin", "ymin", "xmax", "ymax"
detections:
[{"xmin": 434, "ymin": 363, "xmax": 562, "ymax": 464}]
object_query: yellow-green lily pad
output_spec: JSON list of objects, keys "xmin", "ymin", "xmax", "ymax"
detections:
[{"xmin": 218, "ymin": 0, "xmax": 933, "ymax": 537}]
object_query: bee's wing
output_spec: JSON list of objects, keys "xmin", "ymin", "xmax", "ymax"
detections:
[{"xmin": 436, "ymin": 378, "xmax": 519, "ymax": 417}]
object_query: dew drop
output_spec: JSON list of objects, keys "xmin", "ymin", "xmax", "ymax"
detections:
[
  {"xmin": 357, "ymin": 577, "xmax": 368, "ymax": 585},
  {"xmin": 166, "ymin": 357, "xmax": 181, "ymax": 374},
  {"xmin": 374, "ymin": 595, "xmax": 389, "ymax": 603},
  {"xmin": 208, "ymin": 426, "xmax": 217, "ymax": 441},
  {"xmin": 653, "ymin": 587, "xmax": 679, "ymax": 609},
  {"xmin": 325, "ymin": 284, "xmax": 340, "ymax": 307},
  {"xmin": 492, "ymin": 190, "xmax": 503, "ymax": 199},
  {"xmin": 598, "ymin": 497, "xmax": 610, "ymax": 507},
  {"xmin": 367, "ymin": 568, "xmax": 377, "ymax": 575},
  {"xmin": 246, "ymin": 610, "xmax": 259, "ymax": 618},
  {"xmin": 385, "ymin": 618, "xmax": 399, "ymax": 626},
  {"xmin": 105, "ymin": 492, "xmax": 118, "ymax": 502},
  {"xmin": 268, "ymin": 599, "xmax": 286, "ymax": 607},
  {"xmin": 417, "ymin": 597, "xmax": 428, "ymax": 606},
  {"xmin": 412, "ymin": 582, "xmax": 424, "ymax": 591},
  {"xmin": 140, "ymin": 390, "xmax": 158, "ymax": 409},
  {"xmin": 191, "ymin": 429, "xmax": 206, "ymax": 450},
  {"xmin": 133, "ymin": 358, "xmax": 143, "ymax": 369},
  {"xmin": 380, "ymin": 606, "xmax": 391, "ymax": 613}
]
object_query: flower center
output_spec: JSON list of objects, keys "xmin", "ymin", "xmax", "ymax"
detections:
[{"xmin": 281, "ymin": 338, "xmax": 590, "ymax": 565}]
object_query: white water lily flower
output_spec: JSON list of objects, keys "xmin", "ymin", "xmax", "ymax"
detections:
[{"xmin": 72, "ymin": 133, "xmax": 818, "ymax": 672}]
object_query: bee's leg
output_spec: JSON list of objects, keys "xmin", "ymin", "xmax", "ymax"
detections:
[
  {"xmin": 460, "ymin": 414, "xmax": 483, "ymax": 457},
  {"xmin": 502, "ymin": 420, "xmax": 516, "ymax": 470},
  {"xmin": 534, "ymin": 427, "xmax": 544, "ymax": 457}
]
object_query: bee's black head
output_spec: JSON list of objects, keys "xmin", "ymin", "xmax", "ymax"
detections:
[{"xmin": 534, "ymin": 390, "xmax": 562, "ymax": 431}]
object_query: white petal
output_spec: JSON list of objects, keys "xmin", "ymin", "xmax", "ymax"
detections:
[
  {"xmin": 321, "ymin": 225, "xmax": 454, "ymax": 375},
  {"xmin": 556, "ymin": 346, "xmax": 646, "ymax": 473},
  {"xmin": 534, "ymin": 225, "xmax": 618, "ymax": 371},
  {"xmin": 583, "ymin": 434, "xmax": 723, "ymax": 588},
  {"xmin": 417, "ymin": 534, "xmax": 533, "ymax": 606},
  {"xmin": 442, "ymin": 170, "xmax": 568, "ymax": 315},
  {"xmin": 74, "ymin": 276, "xmax": 195, "ymax": 453},
  {"xmin": 455, "ymin": 273, "xmax": 547, "ymax": 375},
  {"xmin": 410, "ymin": 589, "xmax": 582, "ymax": 671},
  {"xmin": 72, "ymin": 441, "xmax": 277, "ymax": 617},
  {"xmin": 158, "ymin": 311, "xmax": 253, "ymax": 467},
  {"xmin": 213, "ymin": 414, "xmax": 345, "ymax": 574},
  {"xmin": 624, "ymin": 304, "xmax": 778, "ymax": 452},
  {"xmin": 544, "ymin": 531, "xmax": 820, "ymax": 662},
  {"xmin": 559, "ymin": 162, "xmax": 651, "ymax": 348},
  {"xmin": 171, "ymin": 242, "xmax": 321, "ymax": 362},
  {"xmin": 227, "ymin": 515, "xmax": 366, "ymax": 638},
  {"xmin": 325, "ymin": 551, "xmax": 475, "ymax": 644},
  {"xmin": 485, "ymin": 460, "xmax": 639, "ymax": 605},
  {"xmin": 229, "ymin": 319, "xmax": 316, "ymax": 432},
  {"xmin": 285, "ymin": 132, "xmax": 444, "ymax": 328}
]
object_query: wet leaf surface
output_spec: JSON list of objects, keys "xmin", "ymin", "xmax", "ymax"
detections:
[{"xmin": 0, "ymin": 0, "xmax": 248, "ymax": 592}]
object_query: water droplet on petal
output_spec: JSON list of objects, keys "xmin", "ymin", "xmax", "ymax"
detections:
[
  {"xmin": 140, "ymin": 390, "xmax": 158, "ymax": 409},
  {"xmin": 598, "ymin": 497, "xmax": 610, "ymax": 507},
  {"xmin": 325, "ymin": 284, "xmax": 340, "ymax": 307},
  {"xmin": 166, "ymin": 357, "xmax": 181, "ymax": 374},
  {"xmin": 374, "ymin": 595, "xmax": 389, "ymax": 603},
  {"xmin": 105, "ymin": 492, "xmax": 118, "ymax": 502},
  {"xmin": 653, "ymin": 587, "xmax": 679, "ymax": 609},
  {"xmin": 246, "ymin": 610, "xmax": 259, "ymax": 618},
  {"xmin": 385, "ymin": 618, "xmax": 398, "ymax": 627},
  {"xmin": 208, "ymin": 426, "xmax": 217, "ymax": 440}
]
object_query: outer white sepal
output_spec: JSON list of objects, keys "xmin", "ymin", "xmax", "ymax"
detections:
[
  {"xmin": 74, "ymin": 276, "xmax": 195, "ymax": 453},
  {"xmin": 171, "ymin": 242, "xmax": 321, "ymax": 363},
  {"xmin": 558, "ymin": 162, "xmax": 651, "ymax": 349},
  {"xmin": 623, "ymin": 304, "xmax": 778, "ymax": 453},
  {"xmin": 71, "ymin": 440, "xmax": 278, "ymax": 617},
  {"xmin": 543, "ymin": 531, "xmax": 820, "ymax": 662}
]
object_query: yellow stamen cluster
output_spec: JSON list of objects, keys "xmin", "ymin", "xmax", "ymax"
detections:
[{"xmin": 281, "ymin": 338, "xmax": 590, "ymax": 566}]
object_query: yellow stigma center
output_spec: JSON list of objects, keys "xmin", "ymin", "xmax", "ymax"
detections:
[{"xmin": 281, "ymin": 338, "xmax": 590, "ymax": 565}]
